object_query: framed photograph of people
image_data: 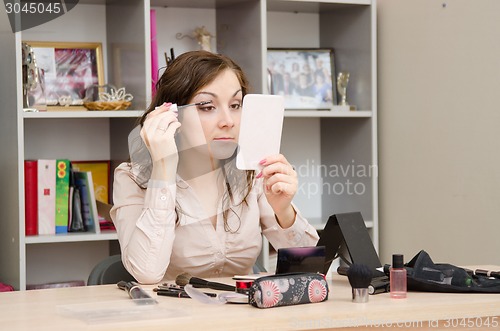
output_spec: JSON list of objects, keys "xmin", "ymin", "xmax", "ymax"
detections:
[
  {"xmin": 24, "ymin": 41, "xmax": 104, "ymax": 110},
  {"xmin": 267, "ymin": 48, "xmax": 336, "ymax": 110}
]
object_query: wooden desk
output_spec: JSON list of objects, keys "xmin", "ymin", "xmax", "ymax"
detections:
[{"xmin": 1, "ymin": 272, "xmax": 500, "ymax": 331}]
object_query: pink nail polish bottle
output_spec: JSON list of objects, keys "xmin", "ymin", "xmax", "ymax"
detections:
[{"xmin": 390, "ymin": 254, "xmax": 407, "ymax": 299}]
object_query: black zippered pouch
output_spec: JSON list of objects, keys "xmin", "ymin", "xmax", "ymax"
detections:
[{"xmin": 405, "ymin": 250, "xmax": 500, "ymax": 293}]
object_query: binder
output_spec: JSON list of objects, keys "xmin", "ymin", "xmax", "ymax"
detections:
[
  {"xmin": 55, "ymin": 159, "xmax": 70, "ymax": 234},
  {"xmin": 37, "ymin": 159, "xmax": 56, "ymax": 235},
  {"xmin": 24, "ymin": 160, "xmax": 38, "ymax": 236}
]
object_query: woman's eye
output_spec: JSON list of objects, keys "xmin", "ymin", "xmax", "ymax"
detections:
[
  {"xmin": 198, "ymin": 104, "xmax": 216, "ymax": 112},
  {"xmin": 230, "ymin": 103, "xmax": 242, "ymax": 110}
]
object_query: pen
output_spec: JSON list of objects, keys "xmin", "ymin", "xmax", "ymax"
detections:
[
  {"xmin": 156, "ymin": 289, "xmax": 192, "ymax": 298},
  {"xmin": 154, "ymin": 288, "xmax": 217, "ymax": 298},
  {"xmin": 157, "ymin": 285, "xmax": 184, "ymax": 291},
  {"xmin": 155, "ymin": 283, "xmax": 218, "ymax": 297},
  {"xmin": 161, "ymin": 282, "xmax": 183, "ymax": 289}
]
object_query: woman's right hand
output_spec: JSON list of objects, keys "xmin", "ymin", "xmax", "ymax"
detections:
[{"xmin": 140, "ymin": 102, "xmax": 181, "ymax": 165}]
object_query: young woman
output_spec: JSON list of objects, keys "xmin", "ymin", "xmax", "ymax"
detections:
[{"xmin": 110, "ymin": 50, "xmax": 319, "ymax": 284}]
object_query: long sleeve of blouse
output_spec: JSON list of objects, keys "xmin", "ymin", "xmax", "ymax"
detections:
[{"xmin": 110, "ymin": 162, "xmax": 319, "ymax": 284}]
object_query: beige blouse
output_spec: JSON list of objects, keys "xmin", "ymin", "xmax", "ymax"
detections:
[{"xmin": 110, "ymin": 162, "xmax": 319, "ymax": 284}]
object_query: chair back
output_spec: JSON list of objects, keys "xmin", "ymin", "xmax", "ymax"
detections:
[{"xmin": 87, "ymin": 254, "xmax": 135, "ymax": 285}]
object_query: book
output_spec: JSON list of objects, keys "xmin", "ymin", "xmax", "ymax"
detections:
[
  {"xmin": 24, "ymin": 160, "xmax": 38, "ymax": 236},
  {"xmin": 68, "ymin": 186, "xmax": 74, "ymax": 230},
  {"xmin": 55, "ymin": 159, "xmax": 70, "ymax": 233},
  {"xmin": 37, "ymin": 159, "xmax": 56, "ymax": 235},
  {"xmin": 71, "ymin": 161, "xmax": 110, "ymax": 203},
  {"xmin": 68, "ymin": 182, "xmax": 84, "ymax": 232},
  {"xmin": 73, "ymin": 171, "xmax": 100, "ymax": 234},
  {"xmin": 96, "ymin": 200, "xmax": 116, "ymax": 231},
  {"xmin": 86, "ymin": 171, "xmax": 101, "ymax": 234}
]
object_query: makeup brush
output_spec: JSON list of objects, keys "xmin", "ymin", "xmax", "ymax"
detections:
[
  {"xmin": 175, "ymin": 272, "xmax": 236, "ymax": 292},
  {"xmin": 347, "ymin": 263, "xmax": 373, "ymax": 303}
]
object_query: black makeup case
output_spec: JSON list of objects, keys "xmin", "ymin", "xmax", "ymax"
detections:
[{"xmin": 403, "ymin": 250, "xmax": 500, "ymax": 293}]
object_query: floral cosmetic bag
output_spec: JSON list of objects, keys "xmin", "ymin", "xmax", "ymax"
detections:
[{"xmin": 249, "ymin": 272, "xmax": 329, "ymax": 308}]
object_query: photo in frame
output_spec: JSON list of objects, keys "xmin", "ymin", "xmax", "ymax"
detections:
[
  {"xmin": 24, "ymin": 41, "xmax": 104, "ymax": 110},
  {"xmin": 267, "ymin": 48, "xmax": 336, "ymax": 110}
]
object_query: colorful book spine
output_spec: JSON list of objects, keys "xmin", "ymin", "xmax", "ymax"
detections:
[
  {"xmin": 55, "ymin": 159, "xmax": 70, "ymax": 234},
  {"xmin": 24, "ymin": 160, "xmax": 38, "ymax": 236},
  {"xmin": 37, "ymin": 159, "xmax": 56, "ymax": 235},
  {"xmin": 73, "ymin": 171, "xmax": 100, "ymax": 234},
  {"xmin": 86, "ymin": 171, "xmax": 100, "ymax": 234}
]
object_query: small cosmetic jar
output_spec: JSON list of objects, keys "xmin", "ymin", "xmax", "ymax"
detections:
[{"xmin": 236, "ymin": 280, "xmax": 253, "ymax": 295}]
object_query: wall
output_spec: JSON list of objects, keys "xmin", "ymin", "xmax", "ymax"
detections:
[
  {"xmin": 152, "ymin": 7, "xmax": 217, "ymax": 68},
  {"xmin": 378, "ymin": 0, "xmax": 500, "ymax": 266}
]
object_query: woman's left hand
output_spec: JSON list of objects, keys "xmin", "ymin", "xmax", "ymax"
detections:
[{"xmin": 257, "ymin": 154, "xmax": 297, "ymax": 228}]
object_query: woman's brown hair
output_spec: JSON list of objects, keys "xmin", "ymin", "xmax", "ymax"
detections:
[{"xmin": 141, "ymin": 50, "xmax": 249, "ymax": 125}]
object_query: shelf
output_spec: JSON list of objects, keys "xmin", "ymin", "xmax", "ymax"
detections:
[
  {"xmin": 23, "ymin": 110, "xmax": 144, "ymax": 119},
  {"xmin": 22, "ymin": 110, "xmax": 369, "ymax": 119},
  {"xmin": 267, "ymin": 0, "xmax": 371, "ymax": 13},
  {"xmin": 25, "ymin": 231, "xmax": 118, "ymax": 244},
  {"xmin": 151, "ymin": 0, "xmax": 250, "ymax": 9},
  {"xmin": 151, "ymin": 0, "xmax": 372, "ymax": 13},
  {"xmin": 284, "ymin": 110, "xmax": 372, "ymax": 117},
  {"xmin": 307, "ymin": 217, "xmax": 374, "ymax": 230}
]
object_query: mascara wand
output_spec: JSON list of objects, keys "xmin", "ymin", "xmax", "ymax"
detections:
[
  {"xmin": 159, "ymin": 101, "xmax": 213, "ymax": 113},
  {"xmin": 175, "ymin": 272, "xmax": 236, "ymax": 292},
  {"xmin": 347, "ymin": 263, "xmax": 373, "ymax": 303},
  {"xmin": 175, "ymin": 100, "xmax": 212, "ymax": 111}
]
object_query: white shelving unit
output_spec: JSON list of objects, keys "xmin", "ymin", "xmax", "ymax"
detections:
[
  {"xmin": 284, "ymin": 110, "xmax": 372, "ymax": 117},
  {"xmin": 24, "ymin": 231, "xmax": 118, "ymax": 244},
  {"xmin": 267, "ymin": 0, "xmax": 378, "ymax": 272},
  {"xmin": 0, "ymin": 0, "xmax": 377, "ymax": 289},
  {"xmin": 0, "ymin": 0, "xmax": 149, "ymax": 290},
  {"xmin": 23, "ymin": 110, "xmax": 145, "ymax": 119}
]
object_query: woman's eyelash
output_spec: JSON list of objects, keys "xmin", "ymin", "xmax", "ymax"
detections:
[
  {"xmin": 196, "ymin": 102, "xmax": 242, "ymax": 111},
  {"xmin": 197, "ymin": 102, "xmax": 215, "ymax": 111}
]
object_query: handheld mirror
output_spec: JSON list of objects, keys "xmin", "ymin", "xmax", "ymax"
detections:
[{"xmin": 236, "ymin": 94, "xmax": 285, "ymax": 170}]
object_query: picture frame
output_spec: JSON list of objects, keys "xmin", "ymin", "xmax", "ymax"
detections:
[
  {"xmin": 267, "ymin": 48, "xmax": 336, "ymax": 110},
  {"xmin": 25, "ymin": 41, "xmax": 104, "ymax": 110},
  {"xmin": 71, "ymin": 160, "xmax": 110, "ymax": 204}
]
